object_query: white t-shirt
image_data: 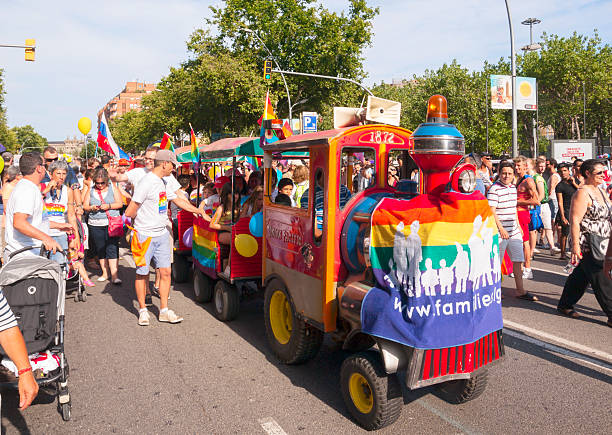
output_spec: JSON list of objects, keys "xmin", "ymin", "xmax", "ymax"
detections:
[
  {"xmin": 202, "ymin": 193, "xmax": 220, "ymax": 216},
  {"xmin": 126, "ymin": 167, "xmax": 180, "ymax": 200},
  {"xmin": 132, "ymin": 172, "xmax": 171, "ymax": 238},
  {"xmin": 5, "ymin": 178, "xmax": 50, "ymax": 257},
  {"xmin": 44, "ymin": 185, "xmax": 69, "ymax": 237}
]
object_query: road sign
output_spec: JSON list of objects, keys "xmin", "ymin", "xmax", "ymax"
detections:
[{"xmin": 302, "ymin": 112, "xmax": 318, "ymax": 133}]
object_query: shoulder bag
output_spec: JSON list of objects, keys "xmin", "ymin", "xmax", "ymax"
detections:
[{"xmin": 96, "ymin": 188, "xmax": 124, "ymax": 238}]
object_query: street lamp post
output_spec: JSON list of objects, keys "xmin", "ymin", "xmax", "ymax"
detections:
[
  {"xmin": 521, "ymin": 17, "xmax": 541, "ymax": 157},
  {"xmin": 505, "ymin": 0, "xmax": 518, "ymax": 157},
  {"xmin": 241, "ymin": 27, "xmax": 293, "ymax": 124}
]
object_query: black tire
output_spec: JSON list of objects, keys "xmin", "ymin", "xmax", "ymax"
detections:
[
  {"xmin": 436, "ymin": 369, "xmax": 488, "ymax": 404},
  {"xmin": 74, "ymin": 292, "xmax": 79, "ymax": 303},
  {"xmin": 213, "ymin": 280, "xmax": 240, "ymax": 321},
  {"xmin": 172, "ymin": 254, "xmax": 190, "ymax": 283},
  {"xmin": 193, "ymin": 268, "xmax": 213, "ymax": 303},
  {"xmin": 263, "ymin": 279, "xmax": 323, "ymax": 365},
  {"xmin": 61, "ymin": 403, "xmax": 71, "ymax": 421},
  {"xmin": 340, "ymin": 352, "xmax": 402, "ymax": 431}
]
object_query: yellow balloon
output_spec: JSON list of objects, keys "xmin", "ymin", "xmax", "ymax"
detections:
[
  {"xmin": 78, "ymin": 117, "xmax": 92, "ymax": 135},
  {"xmin": 234, "ymin": 233, "xmax": 258, "ymax": 258},
  {"xmin": 0, "ymin": 156, "xmax": 4, "ymax": 174}
]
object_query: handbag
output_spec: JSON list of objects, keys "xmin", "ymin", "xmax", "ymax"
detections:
[
  {"xmin": 586, "ymin": 188, "xmax": 610, "ymax": 262},
  {"xmin": 96, "ymin": 188, "xmax": 124, "ymax": 238}
]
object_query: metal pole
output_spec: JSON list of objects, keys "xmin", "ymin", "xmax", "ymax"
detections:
[
  {"xmin": 505, "ymin": 0, "xmax": 518, "ymax": 157},
  {"xmin": 583, "ymin": 81, "xmax": 586, "ymax": 139},
  {"xmin": 485, "ymin": 78, "xmax": 489, "ymax": 153},
  {"xmin": 242, "ymin": 28, "xmax": 292, "ymax": 123},
  {"xmin": 272, "ymin": 69, "xmax": 374, "ymax": 96}
]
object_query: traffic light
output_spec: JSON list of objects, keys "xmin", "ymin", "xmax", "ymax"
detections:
[
  {"xmin": 24, "ymin": 39, "xmax": 35, "ymax": 62},
  {"xmin": 263, "ymin": 59, "xmax": 272, "ymax": 80}
]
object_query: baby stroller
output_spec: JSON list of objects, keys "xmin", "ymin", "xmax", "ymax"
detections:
[
  {"xmin": 67, "ymin": 219, "xmax": 86, "ymax": 303},
  {"xmin": 0, "ymin": 246, "xmax": 71, "ymax": 421}
]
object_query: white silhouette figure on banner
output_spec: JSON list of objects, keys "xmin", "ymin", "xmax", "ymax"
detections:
[
  {"xmin": 438, "ymin": 259, "xmax": 454, "ymax": 295},
  {"xmin": 492, "ymin": 244, "xmax": 501, "ymax": 282},
  {"xmin": 453, "ymin": 242, "xmax": 470, "ymax": 293},
  {"xmin": 420, "ymin": 258, "xmax": 438, "ymax": 296},
  {"xmin": 468, "ymin": 215, "xmax": 487, "ymax": 290},
  {"xmin": 392, "ymin": 221, "xmax": 410, "ymax": 294},
  {"xmin": 481, "ymin": 224, "xmax": 494, "ymax": 287},
  {"xmin": 406, "ymin": 220, "xmax": 423, "ymax": 296}
]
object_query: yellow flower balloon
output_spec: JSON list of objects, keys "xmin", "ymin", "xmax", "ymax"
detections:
[
  {"xmin": 0, "ymin": 156, "xmax": 4, "ymax": 174},
  {"xmin": 77, "ymin": 117, "xmax": 92, "ymax": 135}
]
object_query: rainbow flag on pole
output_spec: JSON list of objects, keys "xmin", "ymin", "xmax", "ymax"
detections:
[
  {"xmin": 160, "ymin": 132, "xmax": 175, "ymax": 152},
  {"xmin": 362, "ymin": 192, "xmax": 503, "ymax": 349},
  {"xmin": 189, "ymin": 124, "xmax": 198, "ymax": 164}
]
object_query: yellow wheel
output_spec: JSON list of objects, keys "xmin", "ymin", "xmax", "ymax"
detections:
[
  {"xmin": 340, "ymin": 352, "xmax": 402, "ymax": 430},
  {"xmin": 348, "ymin": 373, "xmax": 373, "ymax": 414},
  {"xmin": 264, "ymin": 278, "xmax": 323, "ymax": 364},
  {"xmin": 269, "ymin": 290, "xmax": 293, "ymax": 345}
]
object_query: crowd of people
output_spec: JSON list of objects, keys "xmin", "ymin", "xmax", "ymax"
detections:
[{"xmin": 480, "ymin": 154, "xmax": 612, "ymax": 327}]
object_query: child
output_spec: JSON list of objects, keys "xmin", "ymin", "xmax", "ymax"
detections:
[
  {"xmin": 199, "ymin": 182, "xmax": 219, "ymax": 217},
  {"xmin": 68, "ymin": 223, "xmax": 95, "ymax": 287},
  {"xmin": 277, "ymin": 178, "xmax": 295, "ymax": 206}
]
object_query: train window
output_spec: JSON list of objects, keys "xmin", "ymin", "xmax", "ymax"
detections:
[
  {"xmin": 269, "ymin": 155, "xmax": 310, "ymax": 208},
  {"xmin": 312, "ymin": 168, "xmax": 324, "ymax": 245},
  {"xmin": 340, "ymin": 148, "xmax": 375, "ymax": 208},
  {"xmin": 388, "ymin": 149, "xmax": 419, "ymax": 188}
]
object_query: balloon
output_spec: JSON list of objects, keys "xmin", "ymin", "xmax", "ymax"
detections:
[
  {"xmin": 234, "ymin": 233, "xmax": 258, "ymax": 257},
  {"xmin": 78, "ymin": 117, "xmax": 92, "ymax": 135},
  {"xmin": 182, "ymin": 226, "xmax": 193, "ymax": 248},
  {"xmin": 0, "ymin": 156, "xmax": 4, "ymax": 174},
  {"xmin": 249, "ymin": 212, "xmax": 263, "ymax": 237}
]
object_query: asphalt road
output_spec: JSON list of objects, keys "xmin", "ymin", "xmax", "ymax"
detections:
[{"xmin": 1, "ymin": 249, "xmax": 610, "ymax": 434}]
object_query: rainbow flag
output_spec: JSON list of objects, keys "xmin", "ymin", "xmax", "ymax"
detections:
[
  {"xmin": 189, "ymin": 124, "xmax": 198, "ymax": 164},
  {"xmin": 192, "ymin": 217, "xmax": 218, "ymax": 275},
  {"xmin": 160, "ymin": 132, "xmax": 175, "ymax": 152},
  {"xmin": 362, "ymin": 192, "xmax": 503, "ymax": 350}
]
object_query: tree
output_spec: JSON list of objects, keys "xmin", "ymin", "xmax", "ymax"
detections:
[
  {"xmin": 0, "ymin": 69, "xmax": 18, "ymax": 153},
  {"xmin": 11, "ymin": 125, "xmax": 48, "ymax": 153},
  {"xmin": 79, "ymin": 139, "xmax": 98, "ymax": 159}
]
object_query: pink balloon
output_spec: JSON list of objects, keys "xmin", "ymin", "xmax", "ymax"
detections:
[{"xmin": 182, "ymin": 226, "xmax": 193, "ymax": 248}]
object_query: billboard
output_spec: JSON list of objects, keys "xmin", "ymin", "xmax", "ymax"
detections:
[
  {"xmin": 490, "ymin": 75, "xmax": 537, "ymax": 110},
  {"xmin": 551, "ymin": 139, "xmax": 596, "ymax": 163}
]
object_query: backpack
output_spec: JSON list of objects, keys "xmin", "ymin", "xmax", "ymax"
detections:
[
  {"xmin": 533, "ymin": 173, "xmax": 549, "ymax": 203},
  {"xmin": 0, "ymin": 277, "xmax": 58, "ymax": 356}
]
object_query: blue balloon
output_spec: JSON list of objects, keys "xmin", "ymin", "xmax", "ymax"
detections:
[{"xmin": 249, "ymin": 212, "xmax": 263, "ymax": 238}]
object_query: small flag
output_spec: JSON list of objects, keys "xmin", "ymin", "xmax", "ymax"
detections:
[
  {"xmin": 160, "ymin": 132, "xmax": 175, "ymax": 152},
  {"xmin": 258, "ymin": 90, "xmax": 276, "ymax": 126},
  {"xmin": 98, "ymin": 113, "xmax": 129, "ymax": 159},
  {"xmin": 190, "ymin": 124, "xmax": 198, "ymax": 163},
  {"xmin": 260, "ymin": 90, "xmax": 279, "ymax": 147}
]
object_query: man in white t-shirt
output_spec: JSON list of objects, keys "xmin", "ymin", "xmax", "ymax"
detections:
[
  {"xmin": 111, "ymin": 146, "xmax": 186, "ymax": 302},
  {"xmin": 4, "ymin": 152, "xmax": 64, "ymax": 262},
  {"xmin": 125, "ymin": 150, "xmax": 204, "ymax": 326}
]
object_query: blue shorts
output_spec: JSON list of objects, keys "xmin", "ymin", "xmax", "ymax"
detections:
[
  {"xmin": 136, "ymin": 234, "xmax": 172, "ymax": 275},
  {"xmin": 50, "ymin": 234, "xmax": 69, "ymax": 265}
]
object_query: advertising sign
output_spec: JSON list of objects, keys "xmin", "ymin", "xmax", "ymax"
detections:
[
  {"xmin": 551, "ymin": 139, "xmax": 596, "ymax": 163},
  {"xmin": 490, "ymin": 75, "xmax": 537, "ymax": 111}
]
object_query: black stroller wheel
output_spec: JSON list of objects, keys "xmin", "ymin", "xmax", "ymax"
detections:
[
  {"xmin": 61, "ymin": 402, "xmax": 71, "ymax": 421},
  {"xmin": 80, "ymin": 291, "xmax": 87, "ymax": 302}
]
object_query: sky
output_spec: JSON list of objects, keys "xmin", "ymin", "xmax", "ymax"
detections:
[{"xmin": 0, "ymin": 0, "xmax": 610, "ymax": 141}]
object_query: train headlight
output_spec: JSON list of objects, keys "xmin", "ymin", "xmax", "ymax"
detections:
[{"xmin": 451, "ymin": 163, "xmax": 477, "ymax": 194}]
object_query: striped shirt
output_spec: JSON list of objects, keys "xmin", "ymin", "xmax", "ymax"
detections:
[
  {"xmin": 0, "ymin": 290, "xmax": 18, "ymax": 332},
  {"xmin": 487, "ymin": 180, "xmax": 521, "ymax": 238}
]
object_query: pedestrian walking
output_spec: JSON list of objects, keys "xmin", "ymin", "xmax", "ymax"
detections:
[
  {"xmin": 487, "ymin": 160, "xmax": 537, "ymax": 301},
  {"xmin": 559, "ymin": 159, "xmax": 612, "ymax": 327},
  {"xmin": 4, "ymin": 152, "xmax": 62, "ymax": 262},
  {"xmin": 514, "ymin": 156, "xmax": 539, "ymax": 279},
  {"xmin": 535, "ymin": 157, "xmax": 558, "ymax": 254},
  {"xmin": 82, "ymin": 167, "xmax": 123, "ymax": 284},
  {"xmin": 555, "ymin": 164, "xmax": 578, "ymax": 259}
]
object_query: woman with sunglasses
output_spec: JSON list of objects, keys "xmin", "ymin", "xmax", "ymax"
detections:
[
  {"xmin": 559, "ymin": 159, "xmax": 612, "ymax": 327},
  {"xmin": 388, "ymin": 165, "xmax": 399, "ymax": 187},
  {"xmin": 83, "ymin": 167, "xmax": 123, "ymax": 284}
]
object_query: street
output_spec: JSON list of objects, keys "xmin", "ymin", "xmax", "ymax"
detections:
[{"xmin": 1, "ymin": 250, "xmax": 610, "ymax": 434}]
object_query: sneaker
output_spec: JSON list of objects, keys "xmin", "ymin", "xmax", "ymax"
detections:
[
  {"xmin": 533, "ymin": 248, "xmax": 540, "ymax": 254},
  {"xmin": 144, "ymin": 294, "xmax": 153, "ymax": 306},
  {"xmin": 522, "ymin": 268, "xmax": 533, "ymax": 279},
  {"xmin": 550, "ymin": 246, "xmax": 561, "ymax": 255},
  {"xmin": 138, "ymin": 310, "xmax": 150, "ymax": 326},
  {"xmin": 508, "ymin": 272, "xmax": 515, "ymax": 278},
  {"xmin": 158, "ymin": 309, "xmax": 183, "ymax": 324}
]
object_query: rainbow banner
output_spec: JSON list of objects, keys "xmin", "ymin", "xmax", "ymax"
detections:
[
  {"xmin": 362, "ymin": 192, "xmax": 503, "ymax": 350},
  {"xmin": 192, "ymin": 217, "xmax": 218, "ymax": 276}
]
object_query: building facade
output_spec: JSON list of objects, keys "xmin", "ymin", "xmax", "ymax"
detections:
[
  {"xmin": 97, "ymin": 81, "xmax": 156, "ymax": 121},
  {"xmin": 48, "ymin": 137, "xmax": 85, "ymax": 156}
]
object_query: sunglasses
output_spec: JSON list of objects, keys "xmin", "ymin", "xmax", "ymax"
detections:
[
  {"xmin": 592, "ymin": 170, "xmax": 606, "ymax": 176},
  {"xmin": 94, "ymin": 181, "xmax": 107, "ymax": 186},
  {"xmin": 45, "ymin": 157, "xmax": 58, "ymax": 163}
]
